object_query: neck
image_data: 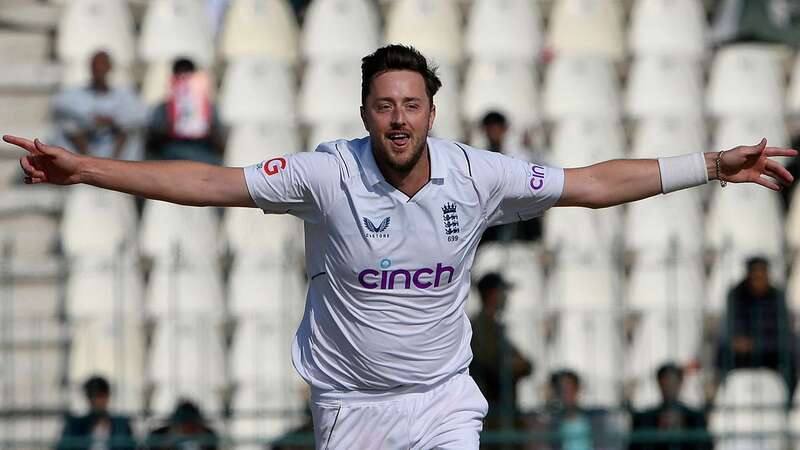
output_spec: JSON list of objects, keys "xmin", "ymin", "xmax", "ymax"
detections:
[
  {"xmin": 374, "ymin": 144, "xmax": 431, "ymax": 198},
  {"xmin": 91, "ymin": 80, "xmax": 109, "ymax": 93}
]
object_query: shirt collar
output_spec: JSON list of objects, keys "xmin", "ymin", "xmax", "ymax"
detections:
[{"xmin": 361, "ymin": 136, "xmax": 447, "ymax": 187}]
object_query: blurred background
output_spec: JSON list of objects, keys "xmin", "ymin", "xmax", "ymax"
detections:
[{"xmin": 1, "ymin": 0, "xmax": 800, "ymax": 448}]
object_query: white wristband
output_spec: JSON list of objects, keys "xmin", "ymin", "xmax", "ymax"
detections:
[{"xmin": 657, "ymin": 152, "xmax": 709, "ymax": 194}]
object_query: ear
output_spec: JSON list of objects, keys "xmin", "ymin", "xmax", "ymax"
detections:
[{"xmin": 428, "ymin": 104, "xmax": 436, "ymax": 131}]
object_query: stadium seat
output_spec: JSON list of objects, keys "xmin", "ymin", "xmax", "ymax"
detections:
[
  {"xmin": 140, "ymin": 200, "xmax": 222, "ymax": 262},
  {"xmin": 67, "ymin": 319, "xmax": 145, "ymax": 411},
  {"xmin": 301, "ymin": 0, "xmax": 380, "ymax": 62},
  {"xmin": 546, "ymin": 0, "xmax": 625, "ymax": 60},
  {"xmin": 549, "ymin": 262, "xmax": 619, "ymax": 311},
  {"xmin": 429, "ymin": 62, "xmax": 464, "ymax": 141},
  {"xmin": 150, "ymin": 384, "xmax": 225, "ymax": 416},
  {"xmin": 544, "ymin": 206, "xmax": 622, "ymax": 261},
  {"xmin": 626, "ymin": 260, "xmax": 705, "ymax": 311},
  {"xmin": 56, "ymin": 0, "xmax": 135, "ymax": 65},
  {"xmin": 228, "ymin": 416, "xmax": 304, "ymax": 450},
  {"xmin": 0, "ymin": 346, "xmax": 64, "ymax": 410},
  {"xmin": 707, "ymin": 44, "xmax": 786, "ymax": 118},
  {"xmin": 625, "ymin": 56, "xmax": 705, "ymax": 119},
  {"xmin": 66, "ymin": 257, "xmax": 144, "ymax": 319},
  {"xmin": 139, "ymin": 0, "xmax": 215, "ymax": 66},
  {"xmin": 1, "ymin": 276, "xmax": 61, "ymax": 320},
  {"xmin": 0, "ymin": 0, "xmax": 61, "ymax": 32},
  {"xmin": 714, "ymin": 114, "xmax": 792, "ymax": 168},
  {"xmin": 710, "ymin": 369, "xmax": 788, "ymax": 450},
  {"xmin": 549, "ymin": 118, "xmax": 626, "ymax": 167},
  {"xmin": 299, "ymin": 60, "xmax": 362, "ymax": 125},
  {"xmin": 227, "ymin": 259, "xmax": 306, "ymax": 318},
  {"xmin": 543, "ymin": 56, "xmax": 621, "ymax": 121},
  {"xmin": 230, "ymin": 319, "xmax": 301, "ymax": 385},
  {"xmin": 624, "ymin": 189, "xmax": 704, "ymax": 264},
  {"xmin": 219, "ymin": 58, "xmax": 296, "ymax": 126},
  {"xmin": 0, "ymin": 211, "xmax": 60, "ymax": 262},
  {"xmin": 0, "ymin": 417, "xmax": 62, "ymax": 445},
  {"xmin": 60, "ymin": 185, "xmax": 138, "ymax": 259},
  {"xmin": 384, "ymin": 0, "xmax": 463, "ymax": 65},
  {"xmin": 550, "ymin": 310, "xmax": 623, "ymax": 406},
  {"xmin": 148, "ymin": 320, "xmax": 226, "ymax": 397},
  {"xmin": 0, "ymin": 30, "xmax": 50, "ymax": 63},
  {"xmin": 464, "ymin": 0, "xmax": 543, "ymax": 62},
  {"xmin": 219, "ymin": 0, "xmax": 299, "ymax": 64},
  {"xmin": 307, "ymin": 121, "xmax": 367, "ymax": 149},
  {"xmin": 223, "ymin": 209, "xmax": 304, "ymax": 266},
  {"xmin": 625, "ymin": 308, "xmax": 702, "ymax": 381},
  {"xmin": 628, "ymin": 0, "xmax": 707, "ymax": 59},
  {"xmin": 631, "ymin": 117, "xmax": 708, "ymax": 159},
  {"xmin": 787, "ymin": 54, "xmax": 800, "ymax": 117},
  {"xmin": 463, "ymin": 60, "xmax": 540, "ymax": 129},
  {"xmin": 224, "ymin": 123, "xmax": 301, "ymax": 167},
  {"xmin": 146, "ymin": 260, "xmax": 225, "ymax": 318}
]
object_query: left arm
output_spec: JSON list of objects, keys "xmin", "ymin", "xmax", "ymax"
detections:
[{"xmin": 556, "ymin": 138, "xmax": 797, "ymax": 208}]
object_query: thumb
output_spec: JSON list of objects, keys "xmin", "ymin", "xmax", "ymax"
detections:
[
  {"xmin": 33, "ymin": 138, "xmax": 57, "ymax": 156},
  {"xmin": 745, "ymin": 137, "xmax": 767, "ymax": 155}
]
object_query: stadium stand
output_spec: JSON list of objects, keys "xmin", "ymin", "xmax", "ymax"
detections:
[{"xmin": 0, "ymin": 0, "xmax": 798, "ymax": 448}]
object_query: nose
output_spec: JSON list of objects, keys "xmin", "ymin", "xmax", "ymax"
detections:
[{"xmin": 390, "ymin": 108, "xmax": 406, "ymax": 128}]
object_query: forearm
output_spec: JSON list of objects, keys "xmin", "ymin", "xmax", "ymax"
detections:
[
  {"xmin": 78, "ymin": 157, "xmax": 253, "ymax": 207},
  {"xmin": 558, "ymin": 153, "xmax": 715, "ymax": 208}
]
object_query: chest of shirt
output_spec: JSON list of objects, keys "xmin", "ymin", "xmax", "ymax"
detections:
[{"xmin": 321, "ymin": 178, "xmax": 484, "ymax": 288}]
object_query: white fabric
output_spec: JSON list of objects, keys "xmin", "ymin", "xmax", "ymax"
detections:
[
  {"xmin": 243, "ymin": 136, "xmax": 564, "ymax": 394},
  {"xmin": 657, "ymin": 152, "xmax": 709, "ymax": 194},
  {"xmin": 311, "ymin": 372, "xmax": 487, "ymax": 450}
]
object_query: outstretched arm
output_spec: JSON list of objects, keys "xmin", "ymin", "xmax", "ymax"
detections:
[
  {"xmin": 4, "ymin": 135, "xmax": 256, "ymax": 208},
  {"xmin": 556, "ymin": 138, "xmax": 797, "ymax": 208}
]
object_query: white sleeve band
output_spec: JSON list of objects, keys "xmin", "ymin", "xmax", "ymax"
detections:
[{"xmin": 657, "ymin": 152, "xmax": 709, "ymax": 194}]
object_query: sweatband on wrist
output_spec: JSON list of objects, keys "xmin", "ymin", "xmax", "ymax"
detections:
[{"xmin": 657, "ymin": 152, "xmax": 709, "ymax": 194}]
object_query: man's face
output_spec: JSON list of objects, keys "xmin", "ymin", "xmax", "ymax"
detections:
[
  {"xmin": 558, "ymin": 377, "xmax": 579, "ymax": 408},
  {"xmin": 483, "ymin": 122, "xmax": 507, "ymax": 149},
  {"xmin": 90, "ymin": 52, "xmax": 112, "ymax": 85},
  {"xmin": 88, "ymin": 392, "xmax": 109, "ymax": 413},
  {"xmin": 658, "ymin": 371, "xmax": 683, "ymax": 403},
  {"xmin": 361, "ymin": 70, "xmax": 436, "ymax": 173},
  {"xmin": 747, "ymin": 263, "xmax": 770, "ymax": 297}
]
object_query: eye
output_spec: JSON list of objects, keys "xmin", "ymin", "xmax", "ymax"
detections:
[
  {"xmin": 377, "ymin": 103, "xmax": 391, "ymax": 112},
  {"xmin": 406, "ymin": 103, "xmax": 420, "ymax": 110}
]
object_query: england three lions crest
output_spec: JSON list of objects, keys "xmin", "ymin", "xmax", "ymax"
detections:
[{"xmin": 442, "ymin": 202, "xmax": 460, "ymax": 240}]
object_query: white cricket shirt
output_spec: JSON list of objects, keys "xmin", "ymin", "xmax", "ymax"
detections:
[{"xmin": 244, "ymin": 136, "xmax": 564, "ymax": 395}]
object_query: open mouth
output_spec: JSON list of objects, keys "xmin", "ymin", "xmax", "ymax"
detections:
[{"xmin": 387, "ymin": 132, "xmax": 410, "ymax": 147}]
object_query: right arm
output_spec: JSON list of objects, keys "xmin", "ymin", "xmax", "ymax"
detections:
[{"xmin": 4, "ymin": 135, "xmax": 255, "ymax": 208}]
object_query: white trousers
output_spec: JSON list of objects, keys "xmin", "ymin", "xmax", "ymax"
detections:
[{"xmin": 310, "ymin": 372, "xmax": 488, "ymax": 450}]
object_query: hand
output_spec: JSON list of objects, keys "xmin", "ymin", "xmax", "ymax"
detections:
[
  {"xmin": 717, "ymin": 138, "xmax": 797, "ymax": 190},
  {"xmin": 3, "ymin": 135, "xmax": 84, "ymax": 185}
]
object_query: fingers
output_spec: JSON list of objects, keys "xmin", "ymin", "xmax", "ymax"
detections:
[
  {"xmin": 741, "ymin": 137, "xmax": 767, "ymax": 155},
  {"xmin": 765, "ymin": 147, "xmax": 799, "ymax": 158},
  {"xmin": 2, "ymin": 135, "xmax": 41, "ymax": 154},
  {"xmin": 19, "ymin": 155, "xmax": 45, "ymax": 179},
  {"xmin": 754, "ymin": 176, "xmax": 781, "ymax": 191},
  {"xmin": 764, "ymin": 159, "xmax": 794, "ymax": 184}
]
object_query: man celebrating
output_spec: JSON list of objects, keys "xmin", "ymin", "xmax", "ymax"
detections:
[{"xmin": 5, "ymin": 45, "xmax": 796, "ymax": 449}]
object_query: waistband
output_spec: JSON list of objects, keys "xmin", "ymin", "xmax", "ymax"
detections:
[{"xmin": 310, "ymin": 370, "xmax": 468, "ymax": 405}]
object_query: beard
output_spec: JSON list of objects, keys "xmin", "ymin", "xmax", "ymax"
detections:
[{"xmin": 372, "ymin": 131, "xmax": 428, "ymax": 174}]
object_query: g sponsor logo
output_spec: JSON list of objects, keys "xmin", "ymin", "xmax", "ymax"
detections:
[
  {"xmin": 358, "ymin": 261, "xmax": 456, "ymax": 290},
  {"xmin": 263, "ymin": 157, "xmax": 287, "ymax": 176},
  {"xmin": 530, "ymin": 164, "xmax": 545, "ymax": 191}
]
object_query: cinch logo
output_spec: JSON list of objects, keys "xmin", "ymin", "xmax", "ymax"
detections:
[
  {"xmin": 263, "ymin": 157, "xmax": 287, "ymax": 176},
  {"xmin": 530, "ymin": 164, "xmax": 545, "ymax": 190},
  {"xmin": 358, "ymin": 259, "xmax": 456, "ymax": 290}
]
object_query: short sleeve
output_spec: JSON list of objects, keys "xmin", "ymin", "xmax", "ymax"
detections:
[
  {"xmin": 470, "ymin": 150, "xmax": 564, "ymax": 226},
  {"xmin": 243, "ymin": 151, "xmax": 341, "ymax": 223}
]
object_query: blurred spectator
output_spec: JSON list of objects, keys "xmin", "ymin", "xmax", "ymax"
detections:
[
  {"xmin": 51, "ymin": 51, "xmax": 148, "ymax": 160},
  {"xmin": 779, "ymin": 133, "xmax": 800, "ymax": 210},
  {"xmin": 470, "ymin": 273, "xmax": 533, "ymax": 434},
  {"xmin": 541, "ymin": 370, "xmax": 621, "ymax": 450},
  {"xmin": 145, "ymin": 400, "xmax": 218, "ymax": 450},
  {"xmin": 628, "ymin": 363, "xmax": 711, "ymax": 450},
  {"xmin": 478, "ymin": 111, "xmax": 543, "ymax": 245},
  {"xmin": 716, "ymin": 257, "xmax": 797, "ymax": 394},
  {"xmin": 711, "ymin": 0, "xmax": 800, "ymax": 45},
  {"xmin": 272, "ymin": 407, "xmax": 314, "ymax": 450},
  {"xmin": 147, "ymin": 58, "xmax": 225, "ymax": 165},
  {"xmin": 56, "ymin": 376, "xmax": 135, "ymax": 450}
]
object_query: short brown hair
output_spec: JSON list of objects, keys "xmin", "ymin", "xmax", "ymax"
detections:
[{"xmin": 361, "ymin": 44, "xmax": 442, "ymax": 106}]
